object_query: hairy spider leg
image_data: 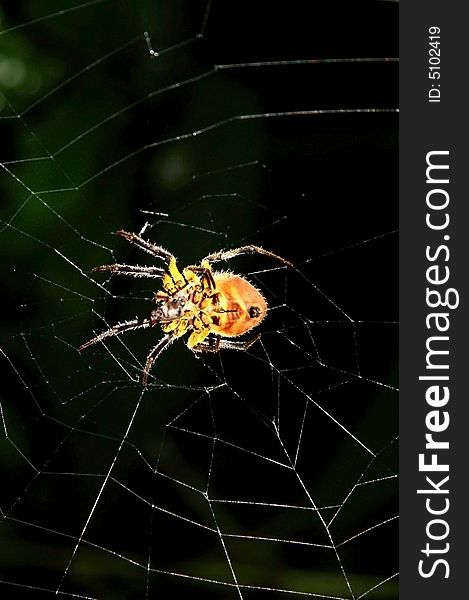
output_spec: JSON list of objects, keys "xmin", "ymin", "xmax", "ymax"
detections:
[
  {"xmin": 94, "ymin": 230, "xmax": 189, "ymax": 290},
  {"xmin": 92, "ymin": 264, "xmax": 165, "ymax": 278},
  {"xmin": 78, "ymin": 317, "xmax": 153, "ymax": 351},
  {"xmin": 116, "ymin": 230, "xmax": 188, "ymax": 289},
  {"xmin": 116, "ymin": 230, "xmax": 174, "ymax": 263},
  {"xmin": 203, "ymin": 245, "xmax": 293, "ymax": 268},
  {"xmin": 142, "ymin": 334, "xmax": 175, "ymax": 386},
  {"xmin": 193, "ymin": 333, "xmax": 262, "ymax": 353},
  {"xmin": 115, "ymin": 232, "xmax": 191, "ymax": 290}
]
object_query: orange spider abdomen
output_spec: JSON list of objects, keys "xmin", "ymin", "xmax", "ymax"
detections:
[{"xmin": 210, "ymin": 273, "xmax": 268, "ymax": 337}]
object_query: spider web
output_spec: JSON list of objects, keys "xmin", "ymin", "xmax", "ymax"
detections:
[{"xmin": 0, "ymin": 1, "xmax": 398, "ymax": 598}]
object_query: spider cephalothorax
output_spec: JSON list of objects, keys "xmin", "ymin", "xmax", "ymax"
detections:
[{"xmin": 79, "ymin": 230, "xmax": 292, "ymax": 385}]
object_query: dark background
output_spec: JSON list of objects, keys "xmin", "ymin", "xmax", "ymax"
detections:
[{"xmin": 0, "ymin": 1, "xmax": 398, "ymax": 598}]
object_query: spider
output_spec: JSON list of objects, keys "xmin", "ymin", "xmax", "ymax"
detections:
[{"xmin": 79, "ymin": 230, "xmax": 293, "ymax": 386}]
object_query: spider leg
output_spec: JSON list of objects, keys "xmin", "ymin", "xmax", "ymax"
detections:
[
  {"xmin": 192, "ymin": 333, "xmax": 261, "ymax": 353},
  {"xmin": 78, "ymin": 317, "xmax": 152, "ymax": 351},
  {"xmin": 115, "ymin": 230, "xmax": 186, "ymax": 289},
  {"xmin": 217, "ymin": 334, "xmax": 262, "ymax": 351},
  {"xmin": 115, "ymin": 230, "xmax": 174, "ymax": 265},
  {"xmin": 191, "ymin": 334, "xmax": 220, "ymax": 353},
  {"xmin": 141, "ymin": 333, "xmax": 175, "ymax": 386},
  {"xmin": 203, "ymin": 245, "xmax": 293, "ymax": 268},
  {"xmin": 92, "ymin": 263, "xmax": 165, "ymax": 278}
]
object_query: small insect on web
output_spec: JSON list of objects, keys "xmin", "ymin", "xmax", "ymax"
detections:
[{"xmin": 79, "ymin": 230, "xmax": 293, "ymax": 385}]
